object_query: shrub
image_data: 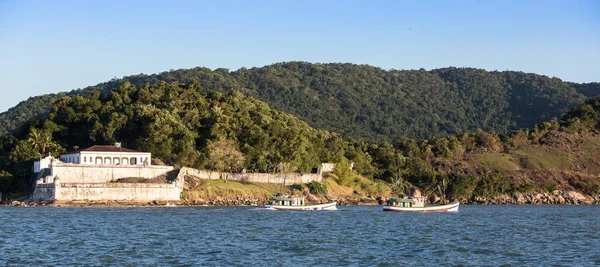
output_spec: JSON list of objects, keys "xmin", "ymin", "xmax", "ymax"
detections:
[
  {"xmin": 474, "ymin": 173, "xmax": 511, "ymax": 198},
  {"xmin": 446, "ymin": 173, "xmax": 477, "ymax": 199},
  {"xmin": 513, "ymin": 183, "xmax": 537, "ymax": 193},
  {"xmin": 306, "ymin": 181, "xmax": 328, "ymax": 195}
]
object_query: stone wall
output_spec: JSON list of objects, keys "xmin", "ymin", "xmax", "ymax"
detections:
[
  {"xmin": 55, "ymin": 183, "xmax": 182, "ymax": 202},
  {"xmin": 33, "ymin": 174, "xmax": 183, "ymax": 202},
  {"xmin": 181, "ymin": 167, "xmax": 322, "ymax": 185},
  {"xmin": 32, "ymin": 183, "xmax": 55, "ymax": 201},
  {"xmin": 50, "ymin": 164, "xmax": 174, "ymax": 183},
  {"xmin": 33, "ymin": 166, "xmax": 183, "ymax": 202}
]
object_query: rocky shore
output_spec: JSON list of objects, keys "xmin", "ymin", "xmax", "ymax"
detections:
[
  {"xmin": 2, "ymin": 190, "xmax": 598, "ymax": 207},
  {"xmin": 430, "ymin": 190, "xmax": 599, "ymax": 205}
]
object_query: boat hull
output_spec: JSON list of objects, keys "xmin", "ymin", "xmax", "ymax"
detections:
[
  {"xmin": 265, "ymin": 201, "xmax": 337, "ymax": 211},
  {"xmin": 383, "ymin": 201, "xmax": 459, "ymax": 212}
]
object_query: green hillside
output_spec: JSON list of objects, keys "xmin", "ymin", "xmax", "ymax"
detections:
[
  {"xmin": 1, "ymin": 62, "xmax": 599, "ymax": 141},
  {"xmin": 1, "ymin": 69, "xmax": 599, "ymax": 202}
]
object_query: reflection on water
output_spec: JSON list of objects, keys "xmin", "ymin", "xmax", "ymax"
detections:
[{"xmin": 1, "ymin": 205, "xmax": 599, "ymax": 265}]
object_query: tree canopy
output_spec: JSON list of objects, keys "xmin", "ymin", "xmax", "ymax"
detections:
[{"xmin": 1, "ymin": 62, "xmax": 598, "ymax": 142}]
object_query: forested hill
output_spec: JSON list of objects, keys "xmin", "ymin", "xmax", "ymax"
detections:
[{"xmin": 2, "ymin": 62, "xmax": 599, "ymax": 141}]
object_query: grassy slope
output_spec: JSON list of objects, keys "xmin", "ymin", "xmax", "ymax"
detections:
[
  {"xmin": 453, "ymin": 133, "xmax": 600, "ymax": 190},
  {"xmin": 182, "ymin": 176, "xmax": 393, "ymax": 202}
]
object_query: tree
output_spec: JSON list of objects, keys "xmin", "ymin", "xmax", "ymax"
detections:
[
  {"xmin": 277, "ymin": 162, "xmax": 297, "ymax": 192},
  {"xmin": 328, "ymin": 157, "xmax": 354, "ymax": 186},
  {"xmin": 27, "ymin": 128, "xmax": 55, "ymax": 157},
  {"xmin": 390, "ymin": 153, "xmax": 410, "ymax": 196},
  {"xmin": 207, "ymin": 139, "xmax": 245, "ymax": 182}
]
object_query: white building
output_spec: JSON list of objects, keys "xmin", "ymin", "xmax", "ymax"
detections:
[
  {"xmin": 33, "ymin": 156, "xmax": 58, "ymax": 173},
  {"xmin": 59, "ymin": 145, "xmax": 152, "ymax": 166}
]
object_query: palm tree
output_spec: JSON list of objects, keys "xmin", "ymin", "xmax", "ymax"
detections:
[
  {"xmin": 27, "ymin": 128, "xmax": 53, "ymax": 158},
  {"xmin": 391, "ymin": 153, "xmax": 410, "ymax": 196}
]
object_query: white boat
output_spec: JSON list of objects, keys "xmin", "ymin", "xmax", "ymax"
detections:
[
  {"xmin": 265, "ymin": 195, "xmax": 337, "ymax": 211},
  {"xmin": 383, "ymin": 196, "xmax": 459, "ymax": 212}
]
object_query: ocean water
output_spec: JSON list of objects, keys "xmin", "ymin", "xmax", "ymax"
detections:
[{"xmin": 1, "ymin": 205, "xmax": 599, "ymax": 266}]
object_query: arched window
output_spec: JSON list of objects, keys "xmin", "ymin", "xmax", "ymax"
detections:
[
  {"xmin": 104, "ymin": 157, "xmax": 111, "ymax": 165},
  {"xmin": 95, "ymin": 157, "xmax": 102, "ymax": 164},
  {"xmin": 121, "ymin": 157, "xmax": 129, "ymax": 165},
  {"xmin": 113, "ymin": 157, "xmax": 120, "ymax": 165},
  {"xmin": 130, "ymin": 157, "xmax": 137, "ymax": 165}
]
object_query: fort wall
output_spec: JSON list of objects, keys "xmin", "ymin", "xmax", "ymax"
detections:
[
  {"xmin": 180, "ymin": 167, "xmax": 322, "ymax": 185},
  {"xmin": 50, "ymin": 164, "xmax": 174, "ymax": 183},
  {"xmin": 54, "ymin": 183, "xmax": 182, "ymax": 202},
  {"xmin": 33, "ymin": 174, "xmax": 183, "ymax": 202}
]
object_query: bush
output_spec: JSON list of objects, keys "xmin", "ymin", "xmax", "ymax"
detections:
[
  {"xmin": 542, "ymin": 180, "xmax": 557, "ymax": 192},
  {"xmin": 306, "ymin": 181, "xmax": 328, "ymax": 195},
  {"xmin": 446, "ymin": 173, "xmax": 477, "ymax": 199},
  {"xmin": 474, "ymin": 173, "xmax": 511, "ymax": 198},
  {"xmin": 513, "ymin": 183, "xmax": 537, "ymax": 193}
]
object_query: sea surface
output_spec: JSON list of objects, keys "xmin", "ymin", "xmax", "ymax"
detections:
[{"xmin": 1, "ymin": 205, "xmax": 599, "ymax": 266}]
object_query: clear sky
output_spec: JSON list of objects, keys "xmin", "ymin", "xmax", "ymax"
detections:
[{"xmin": 0, "ymin": 0, "xmax": 598, "ymax": 112}]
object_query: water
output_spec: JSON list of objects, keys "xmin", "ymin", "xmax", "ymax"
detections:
[{"xmin": 1, "ymin": 205, "xmax": 599, "ymax": 266}]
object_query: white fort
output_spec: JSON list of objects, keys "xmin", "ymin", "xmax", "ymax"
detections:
[{"xmin": 32, "ymin": 145, "xmax": 182, "ymax": 203}]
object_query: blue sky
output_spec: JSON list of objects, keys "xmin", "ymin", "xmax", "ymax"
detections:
[{"xmin": 0, "ymin": 0, "xmax": 598, "ymax": 112}]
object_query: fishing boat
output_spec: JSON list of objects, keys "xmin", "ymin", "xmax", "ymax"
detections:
[
  {"xmin": 265, "ymin": 195, "xmax": 337, "ymax": 211},
  {"xmin": 383, "ymin": 196, "xmax": 459, "ymax": 212}
]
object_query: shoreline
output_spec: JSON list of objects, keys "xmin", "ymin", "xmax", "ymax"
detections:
[
  {"xmin": 2, "ymin": 198, "xmax": 599, "ymax": 208},
  {"xmin": 1, "ymin": 202, "xmax": 598, "ymax": 208},
  {"xmin": 3, "ymin": 188, "xmax": 598, "ymax": 207}
]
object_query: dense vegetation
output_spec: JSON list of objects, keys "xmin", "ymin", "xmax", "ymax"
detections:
[
  {"xmin": 2, "ymin": 63, "xmax": 599, "ymax": 142},
  {"xmin": 1, "ymin": 76, "xmax": 599, "ymax": 201}
]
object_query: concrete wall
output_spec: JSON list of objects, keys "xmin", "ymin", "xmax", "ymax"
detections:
[
  {"xmin": 50, "ymin": 164, "xmax": 174, "ymax": 183},
  {"xmin": 55, "ymin": 183, "xmax": 181, "ymax": 202},
  {"xmin": 181, "ymin": 167, "xmax": 322, "ymax": 185},
  {"xmin": 33, "ymin": 173, "xmax": 184, "ymax": 202}
]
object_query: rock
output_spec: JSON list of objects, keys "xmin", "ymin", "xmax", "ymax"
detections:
[
  {"xmin": 428, "ymin": 195, "xmax": 441, "ymax": 204},
  {"xmin": 564, "ymin": 191, "xmax": 589, "ymax": 204},
  {"xmin": 512, "ymin": 192, "xmax": 525, "ymax": 204},
  {"xmin": 409, "ymin": 187, "xmax": 422, "ymax": 198},
  {"xmin": 566, "ymin": 191, "xmax": 586, "ymax": 201},
  {"xmin": 360, "ymin": 196, "xmax": 378, "ymax": 204},
  {"xmin": 305, "ymin": 193, "xmax": 320, "ymax": 203}
]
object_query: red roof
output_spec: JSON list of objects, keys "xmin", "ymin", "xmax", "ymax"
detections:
[
  {"xmin": 81, "ymin": 145, "xmax": 140, "ymax": 153},
  {"xmin": 62, "ymin": 145, "xmax": 143, "ymax": 155}
]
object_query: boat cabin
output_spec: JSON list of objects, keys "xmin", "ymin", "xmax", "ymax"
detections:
[
  {"xmin": 270, "ymin": 195, "xmax": 305, "ymax": 206},
  {"xmin": 387, "ymin": 196, "xmax": 425, "ymax": 208}
]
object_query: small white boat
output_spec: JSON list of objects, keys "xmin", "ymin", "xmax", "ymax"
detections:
[
  {"xmin": 265, "ymin": 195, "xmax": 337, "ymax": 211},
  {"xmin": 383, "ymin": 196, "xmax": 459, "ymax": 212}
]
